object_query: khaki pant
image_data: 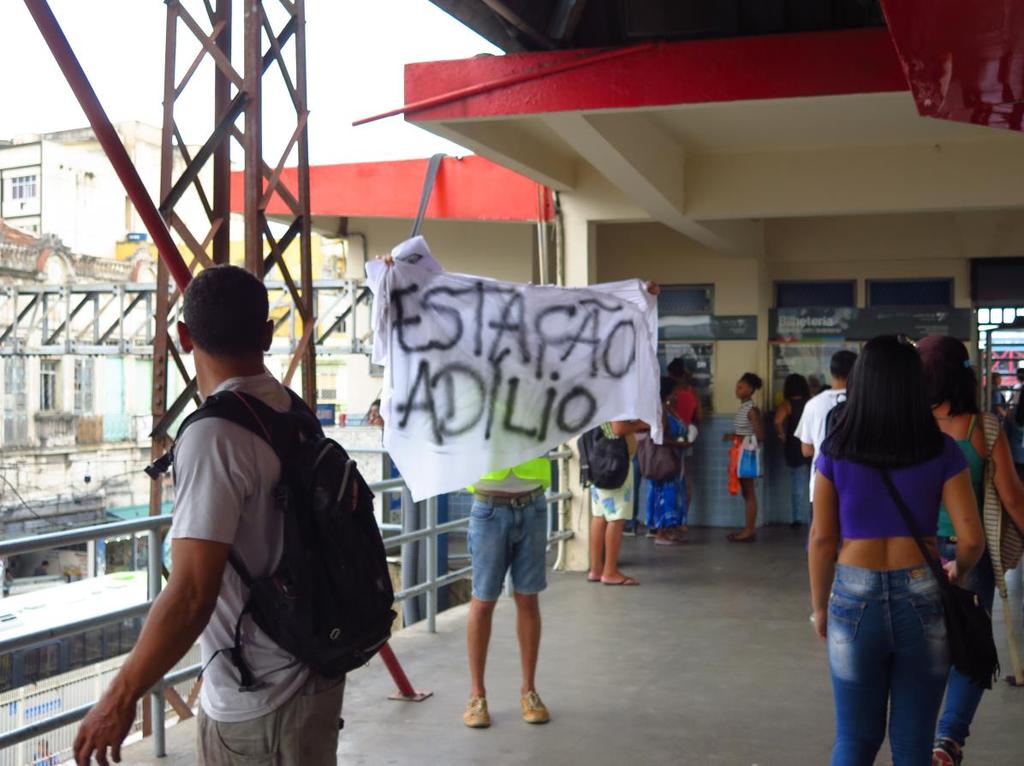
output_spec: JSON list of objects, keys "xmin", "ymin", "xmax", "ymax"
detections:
[{"xmin": 197, "ymin": 675, "xmax": 345, "ymax": 765}]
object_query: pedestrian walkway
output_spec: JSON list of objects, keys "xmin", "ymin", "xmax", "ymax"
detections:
[{"xmin": 126, "ymin": 528, "xmax": 1023, "ymax": 765}]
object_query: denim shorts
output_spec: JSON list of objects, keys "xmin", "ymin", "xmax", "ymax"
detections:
[{"xmin": 467, "ymin": 493, "xmax": 548, "ymax": 601}]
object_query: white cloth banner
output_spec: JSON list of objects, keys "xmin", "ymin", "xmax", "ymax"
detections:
[{"xmin": 366, "ymin": 237, "xmax": 662, "ymax": 501}]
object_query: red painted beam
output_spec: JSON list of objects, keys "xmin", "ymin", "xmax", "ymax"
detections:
[
  {"xmin": 231, "ymin": 156, "xmax": 553, "ymax": 222},
  {"xmin": 404, "ymin": 28, "xmax": 908, "ymax": 123},
  {"xmin": 22, "ymin": 0, "xmax": 193, "ymax": 291},
  {"xmin": 881, "ymin": 0, "xmax": 1024, "ymax": 131}
]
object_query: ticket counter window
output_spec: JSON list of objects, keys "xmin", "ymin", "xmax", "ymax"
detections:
[
  {"xmin": 770, "ymin": 342, "xmax": 860, "ymax": 408},
  {"xmin": 659, "ymin": 342, "xmax": 714, "ymax": 413}
]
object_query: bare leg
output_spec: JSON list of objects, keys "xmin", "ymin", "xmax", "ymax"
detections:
[
  {"xmin": 601, "ymin": 520, "xmax": 636, "ymax": 582},
  {"xmin": 741, "ymin": 478, "xmax": 757, "ymax": 535},
  {"xmin": 588, "ymin": 515, "xmax": 607, "ymax": 580},
  {"xmin": 514, "ymin": 593, "xmax": 541, "ymax": 695},
  {"xmin": 467, "ymin": 598, "xmax": 497, "ymax": 698}
]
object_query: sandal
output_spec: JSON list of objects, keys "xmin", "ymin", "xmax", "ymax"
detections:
[
  {"xmin": 932, "ymin": 738, "xmax": 962, "ymax": 766},
  {"xmin": 727, "ymin": 532, "xmax": 757, "ymax": 543},
  {"xmin": 602, "ymin": 576, "xmax": 640, "ymax": 586},
  {"xmin": 654, "ymin": 537, "xmax": 684, "ymax": 546}
]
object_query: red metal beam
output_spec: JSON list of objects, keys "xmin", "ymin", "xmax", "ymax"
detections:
[
  {"xmin": 354, "ymin": 43, "xmax": 653, "ymax": 126},
  {"xmin": 230, "ymin": 156, "xmax": 554, "ymax": 222},
  {"xmin": 881, "ymin": 0, "xmax": 1024, "ymax": 131},
  {"xmin": 22, "ymin": 0, "xmax": 193, "ymax": 291},
  {"xmin": 403, "ymin": 28, "xmax": 908, "ymax": 123}
]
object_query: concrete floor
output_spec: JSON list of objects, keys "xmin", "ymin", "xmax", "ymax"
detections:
[{"xmin": 127, "ymin": 528, "xmax": 1024, "ymax": 765}]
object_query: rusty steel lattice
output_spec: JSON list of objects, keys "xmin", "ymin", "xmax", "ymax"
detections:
[
  {"xmin": 21, "ymin": 0, "xmax": 317, "ymax": 518},
  {"xmin": 152, "ymin": 0, "xmax": 317, "ymax": 517}
]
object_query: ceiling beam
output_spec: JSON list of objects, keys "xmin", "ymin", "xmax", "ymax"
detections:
[
  {"xmin": 544, "ymin": 112, "xmax": 762, "ymax": 257},
  {"xmin": 548, "ymin": 0, "xmax": 589, "ymax": 42},
  {"xmin": 685, "ymin": 140, "xmax": 1024, "ymax": 220},
  {"xmin": 425, "ymin": 120, "xmax": 577, "ymax": 191},
  {"xmin": 479, "ymin": 0, "xmax": 557, "ymax": 50}
]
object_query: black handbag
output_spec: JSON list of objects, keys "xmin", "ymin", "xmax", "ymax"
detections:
[{"xmin": 878, "ymin": 470, "xmax": 1000, "ymax": 689}]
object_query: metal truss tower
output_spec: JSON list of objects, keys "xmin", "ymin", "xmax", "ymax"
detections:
[
  {"xmin": 151, "ymin": 0, "xmax": 317, "ymax": 519},
  {"xmin": 19, "ymin": 0, "xmax": 316, "ymax": 519}
]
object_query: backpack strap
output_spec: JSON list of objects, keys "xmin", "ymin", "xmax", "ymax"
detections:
[{"xmin": 165, "ymin": 388, "xmax": 317, "ymax": 692}]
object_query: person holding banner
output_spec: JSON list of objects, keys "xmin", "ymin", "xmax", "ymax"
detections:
[
  {"xmin": 726, "ymin": 373, "xmax": 765, "ymax": 542},
  {"xmin": 367, "ymin": 244, "xmax": 664, "ymax": 730},
  {"xmin": 463, "ymin": 459, "xmax": 552, "ymax": 729}
]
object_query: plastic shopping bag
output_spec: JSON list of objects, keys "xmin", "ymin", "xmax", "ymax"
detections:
[
  {"xmin": 737, "ymin": 435, "xmax": 762, "ymax": 479},
  {"xmin": 728, "ymin": 438, "xmax": 742, "ymax": 496}
]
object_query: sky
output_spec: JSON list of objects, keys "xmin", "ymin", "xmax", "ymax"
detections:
[{"xmin": 0, "ymin": 0, "xmax": 500, "ymax": 164}]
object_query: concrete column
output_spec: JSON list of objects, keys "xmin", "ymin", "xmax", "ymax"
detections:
[{"xmin": 559, "ymin": 206, "xmax": 597, "ymax": 572}]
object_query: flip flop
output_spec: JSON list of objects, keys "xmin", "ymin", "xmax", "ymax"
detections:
[
  {"xmin": 727, "ymin": 532, "xmax": 757, "ymax": 543},
  {"xmin": 602, "ymin": 576, "xmax": 640, "ymax": 586}
]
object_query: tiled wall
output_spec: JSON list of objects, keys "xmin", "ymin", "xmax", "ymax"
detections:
[{"xmin": 682, "ymin": 414, "xmax": 804, "ymax": 528}]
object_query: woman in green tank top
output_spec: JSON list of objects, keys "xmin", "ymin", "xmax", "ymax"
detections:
[
  {"xmin": 936, "ymin": 416, "xmax": 985, "ymax": 538},
  {"xmin": 919, "ymin": 336, "xmax": 1024, "ymax": 765}
]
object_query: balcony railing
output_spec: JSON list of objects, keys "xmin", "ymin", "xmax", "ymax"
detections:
[
  {"xmin": 33, "ymin": 411, "xmax": 77, "ymax": 449},
  {"xmin": 0, "ymin": 448, "xmax": 574, "ymax": 763}
]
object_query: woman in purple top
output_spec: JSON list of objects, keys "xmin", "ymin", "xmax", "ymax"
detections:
[{"xmin": 808, "ymin": 336, "xmax": 984, "ymax": 766}]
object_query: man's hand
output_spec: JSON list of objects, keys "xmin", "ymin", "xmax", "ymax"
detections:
[
  {"xmin": 74, "ymin": 683, "xmax": 136, "ymax": 765},
  {"xmin": 72, "ymin": 538, "xmax": 229, "ymax": 764},
  {"xmin": 377, "ymin": 254, "xmax": 395, "ymax": 267},
  {"xmin": 645, "ymin": 281, "xmax": 661, "ymax": 296}
]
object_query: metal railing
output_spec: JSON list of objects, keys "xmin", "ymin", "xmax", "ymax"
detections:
[{"xmin": 0, "ymin": 450, "xmax": 575, "ymax": 761}]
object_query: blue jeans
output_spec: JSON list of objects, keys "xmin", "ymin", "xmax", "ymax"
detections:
[
  {"xmin": 936, "ymin": 541, "xmax": 996, "ymax": 746},
  {"xmin": 828, "ymin": 564, "xmax": 950, "ymax": 766},
  {"xmin": 788, "ymin": 463, "xmax": 810, "ymax": 523},
  {"xmin": 467, "ymin": 494, "xmax": 548, "ymax": 601}
]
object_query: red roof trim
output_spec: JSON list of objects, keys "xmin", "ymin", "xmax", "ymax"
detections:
[
  {"xmin": 230, "ymin": 156, "xmax": 551, "ymax": 222},
  {"xmin": 404, "ymin": 28, "xmax": 909, "ymax": 123}
]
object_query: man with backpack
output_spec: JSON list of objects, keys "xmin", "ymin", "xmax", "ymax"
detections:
[
  {"xmin": 794, "ymin": 349, "xmax": 858, "ymax": 503},
  {"xmin": 74, "ymin": 266, "xmax": 367, "ymax": 765}
]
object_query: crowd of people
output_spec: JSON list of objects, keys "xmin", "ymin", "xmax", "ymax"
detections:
[{"xmin": 68, "ymin": 264, "xmax": 1024, "ymax": 765}]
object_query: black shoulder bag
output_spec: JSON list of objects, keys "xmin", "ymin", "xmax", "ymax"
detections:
[{"xmin": 878, "ymin": 470, "xmax": 999, "ymax": 689}]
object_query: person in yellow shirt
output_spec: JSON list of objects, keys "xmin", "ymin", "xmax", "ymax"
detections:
[{"xmin": 462, "ymin": 458, "xmax": 551, "ymax": 729}]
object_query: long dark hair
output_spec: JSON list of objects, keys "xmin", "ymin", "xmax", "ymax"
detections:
[
  {"xmin": 916, "ymin": 335, "xmax": 978, "ymax": 416},
  {"xmin": 783, "ymin": 373, "xmax": 810, "ymax": 400},
  {"xmin": 823, "ymin": 335, "xmax": 945, "ymax": 468}
]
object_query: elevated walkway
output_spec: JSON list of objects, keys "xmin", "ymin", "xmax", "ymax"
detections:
[{"xmin": 126, "ymin": 529, "xmax": 1022, "ymax": 765}]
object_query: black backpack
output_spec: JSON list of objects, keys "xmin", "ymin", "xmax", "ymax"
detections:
[
  {"xmin": 825, "ymin": 393, "xmax": 848, "ymax": 438},
  {"xmin": 578, "ymin": 426, "xmax": 631, "ymax": 489},
  {"xmin": 149, "ymin": 389, "xmax": 395, "ymax": 687}
]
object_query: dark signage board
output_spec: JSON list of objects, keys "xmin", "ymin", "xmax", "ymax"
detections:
[
  {"xmin": 770, "ymin": 308, "xmax": 971, "ymax": 341},
  {"xmin": 659, "ymin": 315, "xmax": 757, "ymax": 341}
]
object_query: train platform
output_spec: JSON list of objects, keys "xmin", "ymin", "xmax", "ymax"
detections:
[{"xmin": 125, "ymin": 527, "xmax": 1023, "ymax": 765}]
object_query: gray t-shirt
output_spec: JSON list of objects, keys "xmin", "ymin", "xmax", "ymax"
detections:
[{"xmin": 169, "ymin": 372, "xmax": 308, "ymax": 722}]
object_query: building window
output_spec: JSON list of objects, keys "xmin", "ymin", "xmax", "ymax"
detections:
[
  {"xmin": 74, "ymin": 358, "xmax": 94, "ymax": 415},
  {"xmin": 316, "ymin": 365, "xmax": 339, "ymax": 403},
  {"xmin": 9, "ymin": 174, "xmax": 38, "ymax": 201},
  {"xmin": 3, "ymin": 358, "xmax": 28, "ymax": 446},
  {"xmin": 868, "ymin": 279, "xmax": 952, "ymax": 307},
  {"xmin": 40, "ymin": 360, "xmax": 60, "ymax": 412},
  {"xmin": 775, "ymin": 281, "xmax": 856, "ymax": 308}
]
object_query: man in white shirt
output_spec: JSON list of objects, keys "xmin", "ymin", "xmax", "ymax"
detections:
[
  {"xmin": 794, "ymin": 350, "xmax": 858, "ymax": 499},
  {"xmin": 74, "ymin": 266, "xmax": 343, "ymax": 765}
]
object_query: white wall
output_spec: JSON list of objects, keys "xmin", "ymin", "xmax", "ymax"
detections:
[{"xmin": 347, "ymin": 217, "xmax": 538, "ymax": 283}]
